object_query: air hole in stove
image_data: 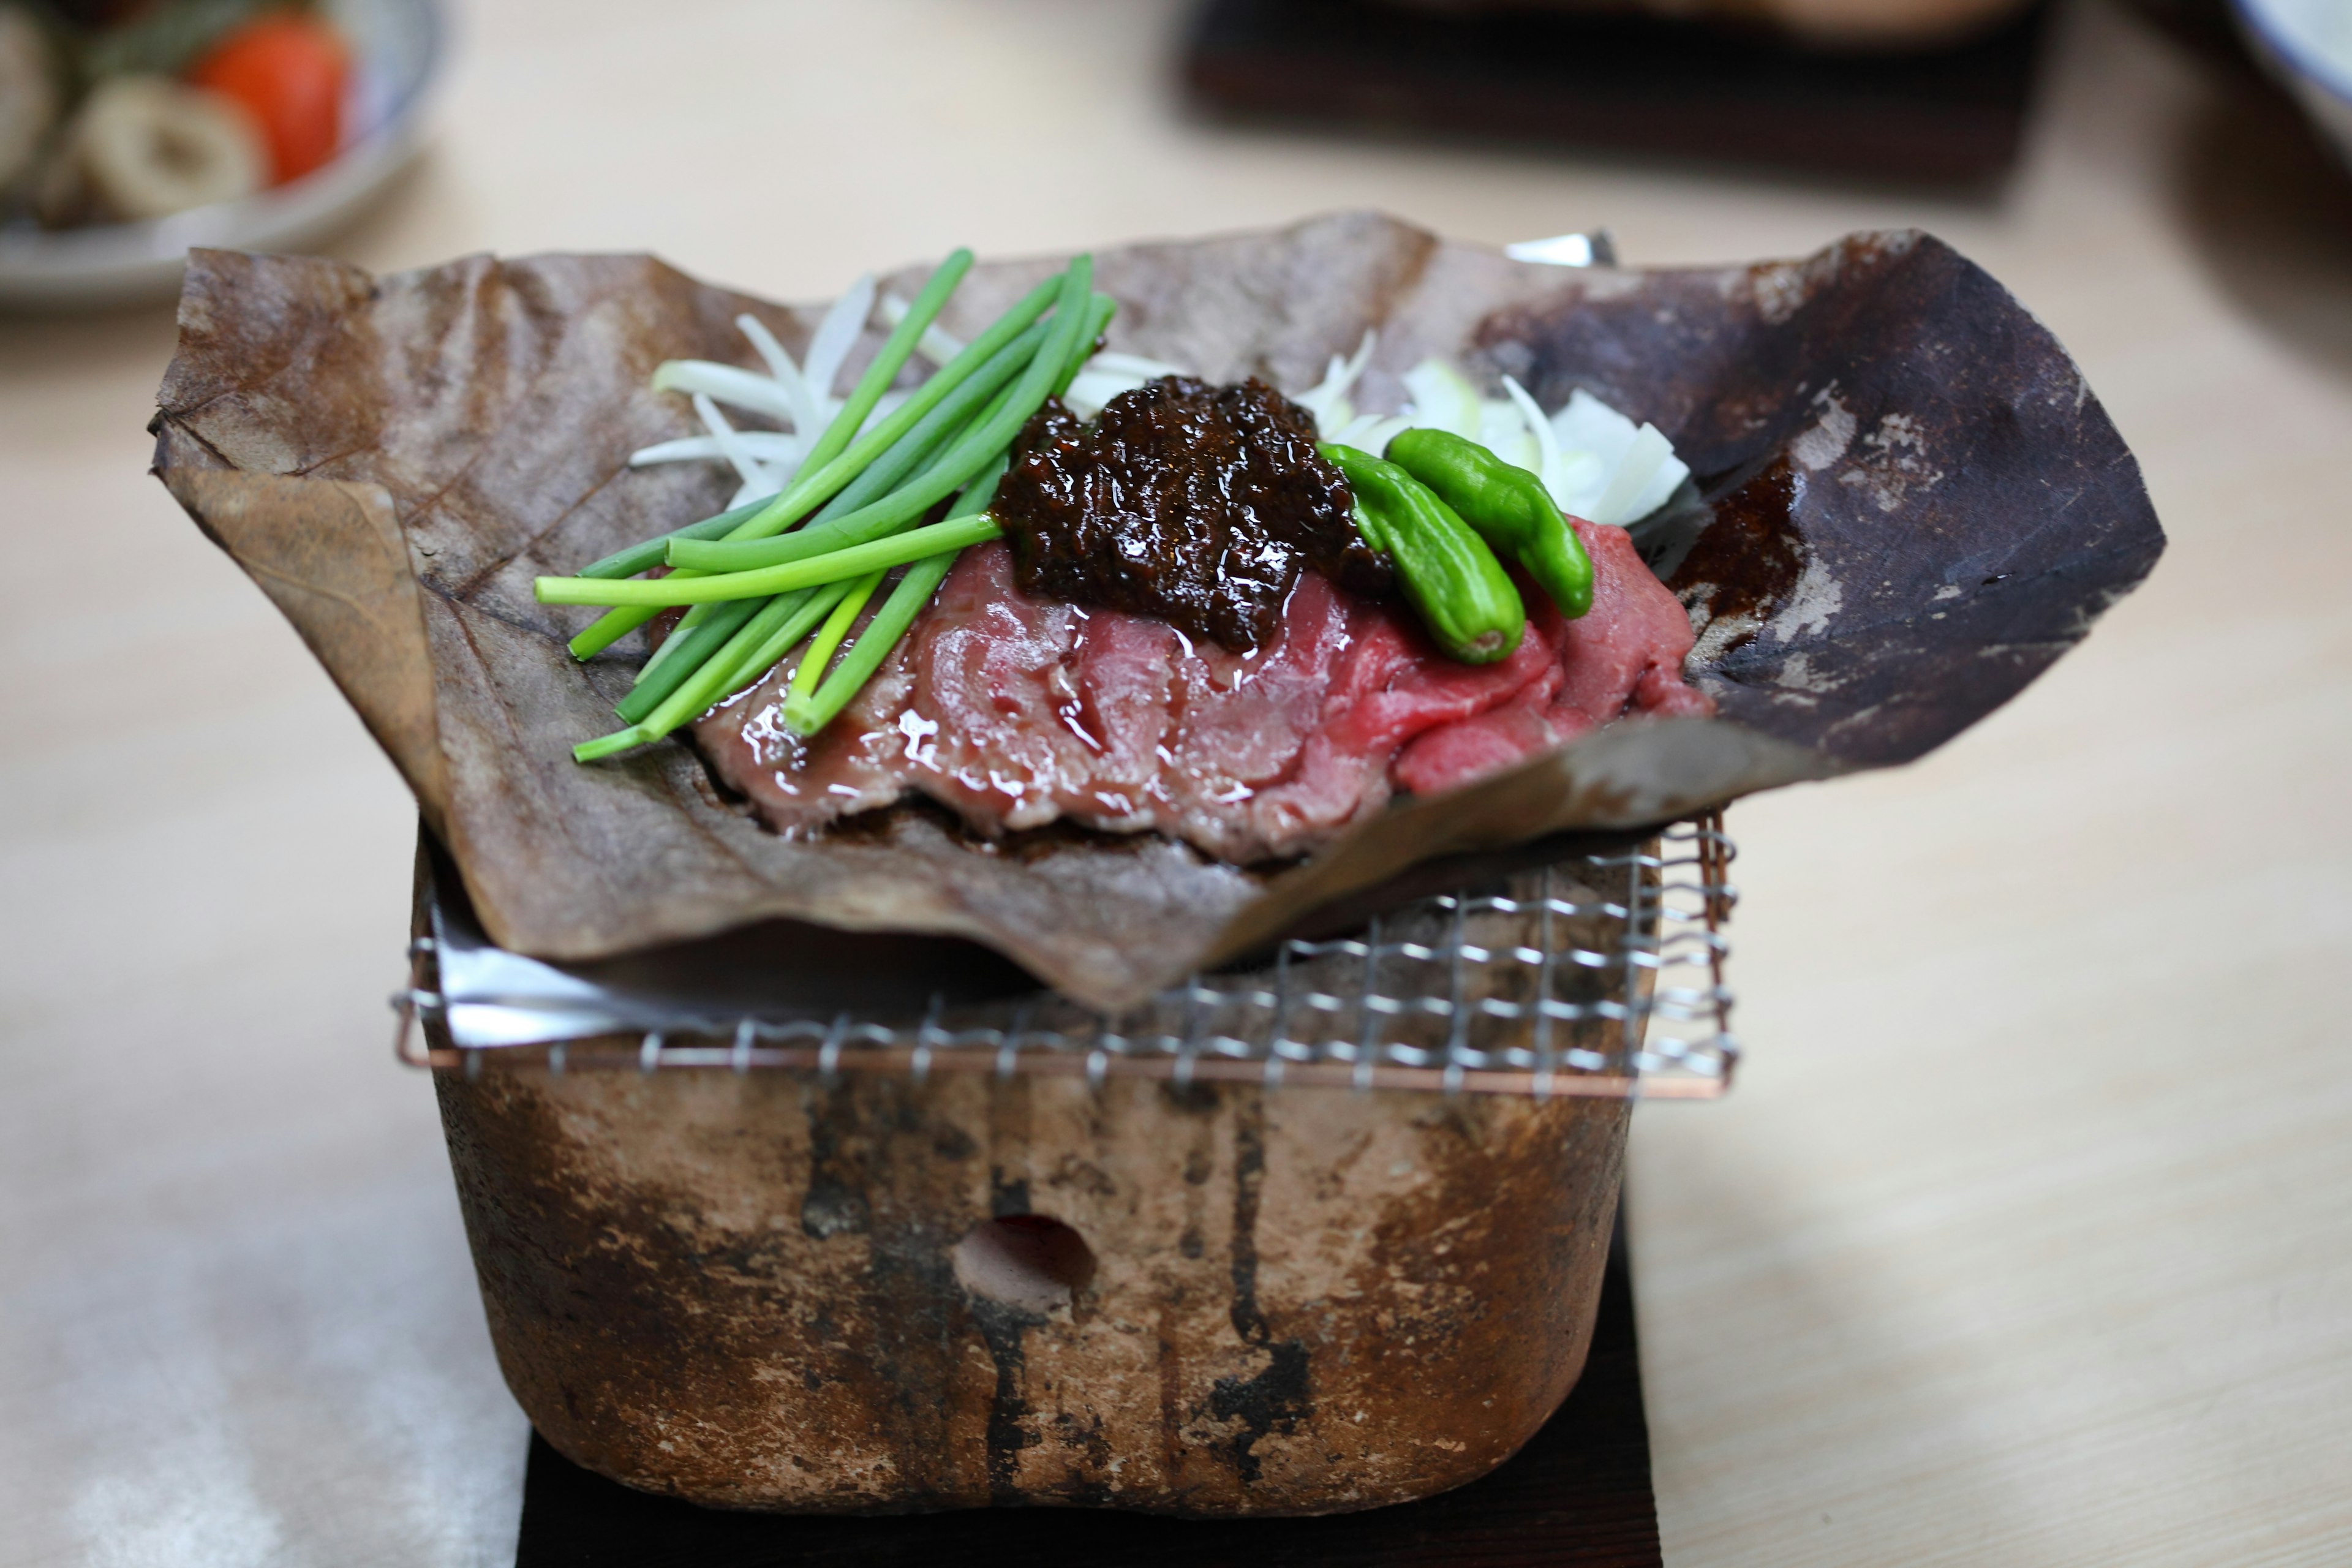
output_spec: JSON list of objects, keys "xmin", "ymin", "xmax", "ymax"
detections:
[{"xmin": 952, "ymin": 1215, "xmax": 1096, "ymax": 1314}]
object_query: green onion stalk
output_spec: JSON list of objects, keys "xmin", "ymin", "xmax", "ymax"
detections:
[
  {"xmin": 609, "ymin": 311, "xmax": 1061, "ymax": 725},
  {"xmin": 771, "ymin": 296, "xmax": 1111, "ymax": 739},
  {"xmin": 782, "ymin": 464, "xmax": 1002, "ymax": 736},
  {"xmin": 556, "ymin": 255, "xmax": 1101, "ymax": 761},
  {"xmin": 541, "ymin": 510, "xmax": 1008, "ymax": 608},
  {"xmin": 565, "ymin": 249, "xmax": 1042, "ymax": 661},
  {"xmin": 784, "ymin": 570, "xmax": 888, "ymax": 717}
]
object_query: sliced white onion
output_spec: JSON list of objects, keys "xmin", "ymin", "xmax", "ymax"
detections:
[
  {"xmin": 1402, "ymin": 358, "xmax": 1483, "ymax": 441},
  {"xmin": 628, "ymin": 431, "xmax": 807, "ymax": 467},
  {"xmin": 1588, "ymin": 423, "xmax": 1677, "ymax": 527},
  {"xmin": 1550, "ymin": 389, "xmax": 1641, "ymax": 472},
  {"xmin": 1548, "ymin": 390, "xmax": 1686, "ymax": 526},
  {"xmin": 1088, "ymin": 350, "xmax": 1186, "ymax": 380},
  {"xmin": 731, "ymin": 314, "xmax": 816, "ymax": 422},
  {"xmin": 802, "ymin": 274, "xmax": 876, "ymax": 407},
  {"xmin": 1549, "ymin": 451, "xmax": 1611, "ymax": 519},
  {"xmin": 1499, "ymin": 375, "xmax": 1563, "ymax": 491},
  {"xmin": 1292, "ymin": 331, "xmax": 1377, "ymax": 437},
  {"xmin": 1063, "ymin": 368, "xmax": 1150, "ymax": 420},
  {"xmin": 693, "ymin": 393, "xmax": 775, "ymax": 492},
  {"xmin": 651, "ymin": 361, "xmax": 798, "ymax": 425},
  {"xmin": 1331, "ymin": 412, "xmax": 1411, "ymax": 456},
  {"xmin": 1618, "ymin": 432, "xmax": 1690, "ymax": 524},
  {"xmin": 879, "ymin": 292, "xmax": 967, "ymax": 366},
  {"xmin": 1475, "ymin": 398, "xmax": 1540, "ymax": 473}
]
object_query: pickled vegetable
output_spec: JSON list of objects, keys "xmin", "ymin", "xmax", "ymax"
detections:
[{"xmin": 187, "ymin": 13, "xmax": 347, "ymax": 183}]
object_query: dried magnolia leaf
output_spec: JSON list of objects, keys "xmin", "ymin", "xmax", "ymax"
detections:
[{"xmin": 153, "ymin": 214, "xmax": 2163, "ymax": 1009}]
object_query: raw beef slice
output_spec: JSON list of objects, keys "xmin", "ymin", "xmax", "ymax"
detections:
[{"xmin": 696, "ymin": 518, "xmax": 1711, "ymax": 863}]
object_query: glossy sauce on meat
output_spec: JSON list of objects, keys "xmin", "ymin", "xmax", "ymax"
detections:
[{"xmin": 991, "ymin": 376, "xmax": 1392, "ymax": 650}]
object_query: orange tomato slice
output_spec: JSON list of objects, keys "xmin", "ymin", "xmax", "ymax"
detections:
[{"xmin": 187, "ymin": 15, "xmax": 350, "ymax": 185}]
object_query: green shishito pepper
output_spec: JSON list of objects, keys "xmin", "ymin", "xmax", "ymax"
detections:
[
  {"xmin": 1384, "ymin": 427, "xmax": 1594, "ymax": 620},
  {"xmin": 1319, "ymin": 442, "xmax": 1523, "ymax": 665}
]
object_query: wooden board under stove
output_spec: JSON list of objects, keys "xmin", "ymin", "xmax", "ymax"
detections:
[
  {"xmin": 514, "ymin": 1221, "xmax": 1659, "ymax": 1567},
  {"xmin": 1185, "ymin": 0, "xmax": 2052, "ymax": 183}
]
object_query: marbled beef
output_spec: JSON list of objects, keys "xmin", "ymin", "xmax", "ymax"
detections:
[{"xmin": 694, "ymin": 518, "xmax": 1712, "ymax": 864}]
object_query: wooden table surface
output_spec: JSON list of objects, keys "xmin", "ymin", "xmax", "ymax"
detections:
[{"xmin": 3, "ymin": 2, "xmax": 2348, "ymax": 1563}]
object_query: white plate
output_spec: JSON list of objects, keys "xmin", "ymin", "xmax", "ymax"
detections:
[
  {"xmin": 2231, "ymin": 0, "xmax": 2352, "ymax": 174},
  {"xmin": 0, "ymin": 0, "xmax": 444, "ymax": 312}
]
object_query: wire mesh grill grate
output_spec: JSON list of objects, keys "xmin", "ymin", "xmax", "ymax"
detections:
[{"xmin": 396, "ymin": 814, "xmax": 1738, "ymax": 1099}]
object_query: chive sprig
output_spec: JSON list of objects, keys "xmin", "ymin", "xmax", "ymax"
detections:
[{"xmin": 545, "ymin": 252, "xmax": 1101, "ymax": 762}]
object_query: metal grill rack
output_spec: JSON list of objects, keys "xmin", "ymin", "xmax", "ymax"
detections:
[{"xmin": 396, "ymin": 813, "xmax": 1738, "ymax": 1099}]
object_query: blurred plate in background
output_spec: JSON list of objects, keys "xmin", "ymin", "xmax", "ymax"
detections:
[
  {"xmin": 0, "ymin": 0, "xmax": 441, "ymax": 312},
  {"xmin": 2231, "ymin": 0, "xmax": 2352, "ymax": 171}
]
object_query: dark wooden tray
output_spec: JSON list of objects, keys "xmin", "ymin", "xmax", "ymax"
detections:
[
  {"xmin": 514, "ymin": 1217, "xmax": 1659, "ymax": 1567},
  {"xmin": 1184, "ymin": 0, "xmax": 2052, "ymax": 183}
]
